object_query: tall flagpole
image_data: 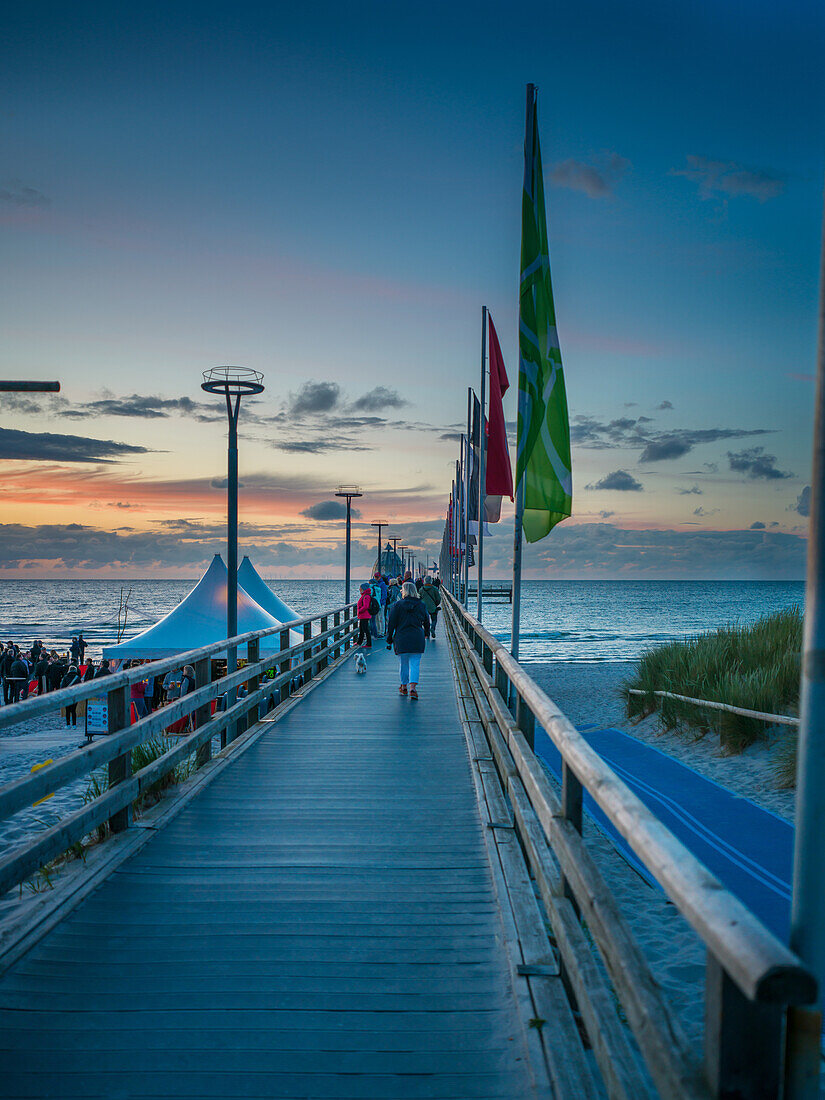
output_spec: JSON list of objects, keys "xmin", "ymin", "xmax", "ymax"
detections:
[
  {"xmin": 463, "ymin": 387, "xmax": 472, "ymax": 608},
  {"xmin": 786, "ymin": 193, "xmax": 825, "ymax": 1097},
  {"xmin": 477, "ymin": 306, "xmax": 488, "ymax": 621},
  {"xmin": 511, "ymin": 84, "xmax": 533, "ymax": 662}
]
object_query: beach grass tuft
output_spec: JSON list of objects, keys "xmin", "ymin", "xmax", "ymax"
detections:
[{"xmin": 621, "ymin": 606, "xmax": 802, "ymax": 756}]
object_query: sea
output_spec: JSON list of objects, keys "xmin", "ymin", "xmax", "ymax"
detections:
[{"xmin": 0, "ymin": 579, "xmax": 805, "ymax": 665}]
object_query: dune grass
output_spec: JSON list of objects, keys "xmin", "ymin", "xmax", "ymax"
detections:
[{"xmin": 621, "ymin": 606, "xmax": 802, "ymax": 755}]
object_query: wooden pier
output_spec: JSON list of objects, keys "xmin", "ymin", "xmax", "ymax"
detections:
[{"xmin": 0, "ymin": 595, "xmax": 816, "ymax": 1098}]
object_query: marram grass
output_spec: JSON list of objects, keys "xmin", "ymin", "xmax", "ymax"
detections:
[{"xmin": 621, "ymin": 606, "xmax": 802, "ymax": 757}]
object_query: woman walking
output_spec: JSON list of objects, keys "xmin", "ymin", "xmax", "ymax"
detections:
[
  {"xmin": 386, "ymin": 581, "xmax": 430, "ymax": 699},
  {"xmin": 356, "ymin": 582, "xmax": 373, "ymax": 648}
]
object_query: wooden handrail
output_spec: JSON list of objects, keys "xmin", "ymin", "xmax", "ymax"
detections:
[
  {"xmin": 442, "ymin": 591, "xmax": 813, "ymax": 1004},
  {"xmin": 626, "ymin": 688, "xmax": 800, "ymax": 727},
  {"xmin": 0, "ymin": 603, "xmax": 358, "ymax": 896}
]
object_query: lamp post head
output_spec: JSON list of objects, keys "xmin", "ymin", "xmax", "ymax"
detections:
[
  {"xmin": 201, "ymin": 366, "xmax": 264, "ymax": 398},
  {"xmin": 334, "ymin": 485, "xmax": 362, "ymax": 500}
]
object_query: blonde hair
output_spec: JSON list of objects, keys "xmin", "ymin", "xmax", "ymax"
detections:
[{"xmin": 402, "ymin": 581, "xmax": 419, "ymax": 599}]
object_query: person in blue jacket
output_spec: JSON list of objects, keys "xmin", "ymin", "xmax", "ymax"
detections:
[{"xmin": 386, "ymin": 581, "xmax": 430, "ymax": 699}]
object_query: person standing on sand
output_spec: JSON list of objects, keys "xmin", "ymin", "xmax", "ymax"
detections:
[
  {"xmin": 34, "ymin": 651, "xmax": 49, "ymax": 695},
  {"xmin": 420, "ymin": 575, "xmax": 442, "ymax": 640},
  {"xmin": 357, "ymin": 583, "xmax": 373, "ymax": 649},
  {"xmin": 386, "ymin": 581, "xmax": 430, "ymax": 700},
  {"xmin": 60, "ymin": 664, "xmax": 81, "ymax": 725}
]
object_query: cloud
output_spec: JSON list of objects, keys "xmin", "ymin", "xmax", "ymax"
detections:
[
  {"xmin": 586, "ymin": 469, "xmax": 643, "ymax": 492},
  {"xmin": 677, "ymin": 486, "xmax": 702, "ymax": 496},
  {"xmin": 571, "ymin": 414, "xmax": 771, "ymax": 462},
  {"xmin": 349, "ymin": 387, "xmax": 407, "ymax": 412},
  {"xmin": 599, "ymin": 510, "xmax": 615, "ymax": 519},
  {"xmin": 0, "ymin": 427, "xmax": 149, "ymax": 463},
  {"xmin": 300, "ymin": 500, "xmax": 362, "ymax": 521},
  {"xmin": 0, "ymin": 180, "xmax": 50, "ymax": 207},
  {"xmin": 549, "ymin": 153, "xmax": 630, "ymax": 198},
  {"xmin": 289, "ymin": 381, "xmax": 341, "ymax": 416},
  {"xmin": 657, "ymin": 400, "xmax": 673, "ymax": 410},
  {"xmin": 273, "ymin": 439, "xmax": 371, "ymax": 453},
  {"xmin": 793, "ymin": 486, "xmax": 811, "ymax": 517},
  {"xmin": 210, "ymin": 477, "xmax": 246, "ymax": 489},
  {"xmin": 673, "ymin": 155, "xmax": 785, "ymax": 202},
  {"xmin": 750, "ymin": 521, "xmax": 766, "ymax": 530},
  {"xmin": 727, "ymin": 447, "xmax": 792, "ymax": 480}
]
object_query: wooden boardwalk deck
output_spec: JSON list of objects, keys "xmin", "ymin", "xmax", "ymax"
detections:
[{"xmin": 0, "ymin": 638, "xmax": 535, "ymax": 1099}]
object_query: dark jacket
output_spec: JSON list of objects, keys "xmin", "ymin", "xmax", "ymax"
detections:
[
  {"xmin": 386, "ymin": 597, "xmax": 430, "ymax": 655},
  {"xmin": 420, "ymin": 583, "xmax": 441, "ymax": 615},
  {"xmin": 9, "ymin": 658, "xmax": 28, "ymax": 681},
  {"xmin": 47, "ymin": 662, "xmax": 67, "ymax": 691},
  {"xmin": 60, "ymin": 669, "xmax": 80, "ymax": 691}
]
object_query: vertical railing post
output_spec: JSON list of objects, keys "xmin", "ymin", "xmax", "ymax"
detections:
[
  {"xmin": 495, "ymin": 656, "xmax": 509, "ymax": 703},
  {"xmin": 303, "ymin": 621, "xmax": 312, "ymax": 681},
  {"xmin": 320, "ymin": 615, "xmax": 329, "ymax": 672},
  {"xmin": 482, "ymin": 641, "xmax": 493, "ymax": 678},
  {"xmin": 280, "ymin": 628, "xmax": 292, "ymax": 702},
  {"xmin": 194, "ymin": 656, "xmax": 212, "ymax": 768},
  {"xmin": 246, "ymin": 638, "xmax": 260, "ymax": 730},
  {"xmin": 561, "ymin": 762, "xmax": 583, "ymax": 910},
  {"xmin": 515, "ymin": 693, "xmax": 535, "ymax": 752},
  {"xmin": 704, "ymin": 955, "xmax": 782, "ymax": 1099},
  {"xmin": 333, "ymin": 610, "xmax": 341, "ymax": 660},
  {"xmin": 107, "ymin": 683, "xmax": 131, "ymax": 834}
]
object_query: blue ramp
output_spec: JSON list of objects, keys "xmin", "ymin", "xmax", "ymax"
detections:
[{"xmin": 535, "ymin": 726, "xmax": 793, "ymax": 941}]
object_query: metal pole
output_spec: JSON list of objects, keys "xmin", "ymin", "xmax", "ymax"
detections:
[
  {"xmin": 345, "ymin": 497, "xmax": 352, "ymax": 605},
  {"xmin": 477, "ymin": 306, "xmax": 488, "ymax": 622},
  {"xmin": 786, "ymin": 195, "xmax": 825, "ymax": 1098},
  {"xmin": 463, "ymin": 389, "xmax": 472, "ymax": 607},
  {"xmin": 226, "ymin": 393, "xmax": 239, "ymax": 738}
]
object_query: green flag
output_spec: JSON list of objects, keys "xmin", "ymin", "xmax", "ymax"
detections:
[{"xmin": 517, "ymin": 84, "xmax": 572, "ymax": 543}]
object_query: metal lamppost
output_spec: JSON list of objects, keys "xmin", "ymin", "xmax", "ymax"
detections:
[
  {"xmin": 334, "ymin": 486, "xmax": 362, "ymax": 604},
  {"xmin": 389, "ymin": 537, "xmax": 401, "ymax": 575},
  {"xmin": 399, "ymin": 545, "xmax": 408, "ymax": 577},
  {"xmin": 201, "ymin": 366, "xmax": 264, "ymax": 743},
  {"xmin": 0, "ymin": 381, "xmax": 60, "ymax": 394},
  {"xmin": 371, "ymin": 522, "xmax": 388, "ymax": 577}
]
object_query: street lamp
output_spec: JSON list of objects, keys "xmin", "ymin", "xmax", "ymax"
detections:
[
  {"xmin": 389, "ymin": 537, "xmax": 400, "ymax": 576},
  {"xmin": 371, "ymin": 522, "xmax": 388, "ymax": 578},
  {"xmin": 399, "ymin": 545, "xmax": 408, "ymax": 577},
  {"xmin": 202, "ymin": 366, "xmax": 264, "ymax": 743},
  {"xmin": 334, "ymin": 486, "xmax": 362, "ymax": 604}
]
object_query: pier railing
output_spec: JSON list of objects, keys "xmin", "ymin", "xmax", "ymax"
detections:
[
  {"xmin": 442, "ymin": 590, "xmax": 814, "ymax": 1100},
  {"xmin": 0, "ymin": 602, "xmax": 357, "ymax": 897}
]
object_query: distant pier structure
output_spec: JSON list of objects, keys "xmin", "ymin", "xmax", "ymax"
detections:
[{"xmin": 373, "ymin": 541, "xmax": 403, "ymax": 577}]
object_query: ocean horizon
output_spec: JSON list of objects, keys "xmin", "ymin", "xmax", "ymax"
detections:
[{"xmin": 0, "ymin": 578, "xmax": 805, "ymax": 665}]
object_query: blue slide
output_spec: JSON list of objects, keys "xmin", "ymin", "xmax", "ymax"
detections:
[{"xmin": 535, "ymin": 725, "xmax": 793, "ymax": 940}]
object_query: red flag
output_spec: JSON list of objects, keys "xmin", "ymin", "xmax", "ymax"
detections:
[{"xmin": 485, "ymin": 313, "xmax": 514, "ymax": 519}]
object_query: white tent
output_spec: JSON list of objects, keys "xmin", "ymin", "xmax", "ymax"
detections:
[
  {"xmin": 237, "ymin": 556, "xmax": 299, "ymax": 623},
  {"xmin": 103, "ymin": 555, "xmax": 300, "ymax": 659}
]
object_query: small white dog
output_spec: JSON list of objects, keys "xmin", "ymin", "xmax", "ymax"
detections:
[{"xmin": 354, "ymin": 652, "xmax": 368, "ymax": 675}]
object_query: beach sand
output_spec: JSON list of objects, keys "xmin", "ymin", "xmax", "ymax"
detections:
[{"xmin": 529, "ymin": 659, "xmax": 797, "ymax": 1051}]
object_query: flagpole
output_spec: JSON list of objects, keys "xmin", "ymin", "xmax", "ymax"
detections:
[
  {"xmin": 463, "ymin": 388, "xmax": 472, "ymax": 607},
  {"xmin": 786, "ymin": 193, "xmax": 825, "ymax": 1097},
  {"xmin": 511, "ymin": 82, "xmax": 534, "ymax": 662},
  {"xmin": 477, "ymin": 306, "xmax": 488, "ymax": 621}
]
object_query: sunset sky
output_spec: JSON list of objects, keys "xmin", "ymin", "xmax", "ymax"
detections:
[{"xmin": 2, "ymin": 0, "xmax": 823, "ymax": 579}]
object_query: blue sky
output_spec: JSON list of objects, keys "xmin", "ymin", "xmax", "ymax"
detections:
[{"xmin": 1, "ymin": 0, "xmax": 823, "ymax": 577}]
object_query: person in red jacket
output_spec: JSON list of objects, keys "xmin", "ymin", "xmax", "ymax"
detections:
[{"xmin": 356, "ymin": 582, "xmax": 373, "ymax": 648}]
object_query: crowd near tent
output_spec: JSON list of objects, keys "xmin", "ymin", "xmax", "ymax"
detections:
[{"xmin": 103, "ymin": 555, "xmax": 301, "ymax": 659}]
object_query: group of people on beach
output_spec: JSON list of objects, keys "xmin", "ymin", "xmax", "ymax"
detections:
[
  {"xmin": 357, "ymin": 571, "xmax": 442, "ymax": 699},
  {"xmin": 0, "ymin": 634, "xmax": 115, "ymax": 711}
]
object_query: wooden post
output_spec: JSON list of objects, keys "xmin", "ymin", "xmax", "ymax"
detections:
[
  {"xmin": 246, "ymin": 639, "xmax": 260, "ymax": 730},
  {"xmin": 320, "ymin": 615, "xmax": 329, "ymax": 672},
  {"xmin": 106, "ymin": 684, "xmax": 131, "ymax": 833},
  {"xmin": 194, "ymin": 657, "xmax": 212, "ymax": 768},
  {"xmin": 561, "ymin": 762, "xmax": 583, "ymax": 912},
  {"xmin": 495, "ymin": 656, "xmax": 509, "ymax": 704},
  {"xmin": 704, "ymin": 954, "xmax": 783, "ymax": 1099},
  {"xmin": 482, "ymin": 641, "xmax": 493, "ymax": 677},
  {"xmin": 303, "ymin": 622, "xmax": 312, "ymax": 680},
  {"xmin": 280, "ymin": 629, "xmax": 292, "ymax": 702},
  {"xmin": 515, "ymin": 692, "xmax": 535, "ymax": 752},
  {"xmin": 333, "ymin": 610, "xmax": 341, "ymax": 660}
]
